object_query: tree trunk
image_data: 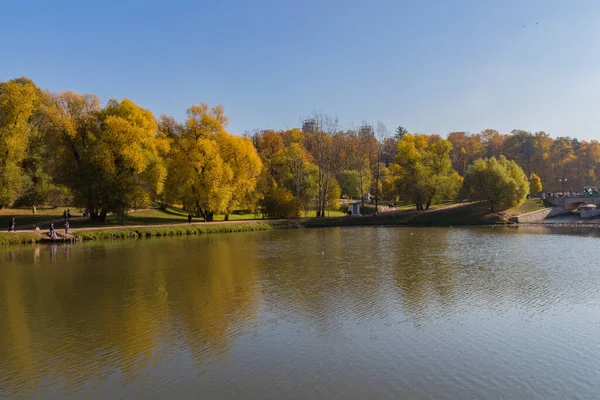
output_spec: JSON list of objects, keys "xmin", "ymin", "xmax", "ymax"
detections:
[{"xmin": 224, "ymin": 214, "xmax": 229, "ymax": 221}]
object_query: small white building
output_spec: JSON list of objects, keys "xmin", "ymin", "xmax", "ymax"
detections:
[{"xmin": 349, "ymin": 203, "xmax": 360, "ymax": 216}]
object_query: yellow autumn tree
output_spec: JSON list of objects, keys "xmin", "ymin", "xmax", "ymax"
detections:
[
  {"xmin": 164, "ymin": 104, "xmax": 261, "ymax": 221},
  {"xmin": 94, "ymin": 99, "xmax": 169, "ymax": 221},
  {"xmin": 0, "ymin": 78, "xmax": 40, "ymax": 206},
  {"xmin": 219, "ymin": 132, "xmax": 263, "ymax": 219},
  {"xmin": 41, "ymin": 91, "xmax": 104, "ymax": 215},
  {"xmin": 529, "ymin": 173, "xmax": 542, "ymax": 193}
]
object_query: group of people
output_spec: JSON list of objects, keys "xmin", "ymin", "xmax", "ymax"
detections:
[
  {"xmin": 48, "ymin": 222, "xmax": 69, "ymax": 239},
  {"xmin": 7, "ymin": 215, "xmax": 70, "ymax": 239},
  {"xmin": 542, "ymin": 189, "xmax": 600, "ymax": 199},
  {"xmin": 62, "ymin": 209, "xmax": 72, "ymax": 221}
]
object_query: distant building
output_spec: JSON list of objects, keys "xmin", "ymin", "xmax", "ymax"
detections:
[
  {"xmin": 302, "ymin": 119, "xmax": 318, "ymax": 133},
  {"xmin": 359, "ymin": 125, "xmax": 374, "ymax": 136}
]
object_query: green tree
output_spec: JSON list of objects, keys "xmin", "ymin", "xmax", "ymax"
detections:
[
  {"xmin": 463, "ymin": 156, "xmax": 529, "ymax": 212},
  {"xmin": 529, "ymin": 173, "xmax": 542, "ymax": 193},
  {"xmin": 262, "ymin": 182, "xmax": 300, "ymax": 219},
  {"xmin": 395, "ymin": 134, "xmax": 463, "ymax": 210},
  {"xmin": 338, "ymin": 170, "xmax": 362, "ymax": 199},
  {"xmin": 326, "ymin": 178, "xmax": 341, "ymax": 213},
  {"xmin": 394, "ymin": 126, "xmax": 409, "ymax": 139}
]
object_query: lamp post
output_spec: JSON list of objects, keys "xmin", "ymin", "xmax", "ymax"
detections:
[{"xmin": 559, "ymin": 178, "xmax": 567, "ymax": 193}]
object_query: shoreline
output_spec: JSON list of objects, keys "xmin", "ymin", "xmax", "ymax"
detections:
[
  {"xmin": 517, "ymin": 221, "xmax": 600, "ymax": 228},
  {"xmin": 0, "ymin": 213, "xmax": 508, "ymax": 246},
  {"xmin": 2, "ymin": 201, "xmax": 598, "ymax": 246},
  {"xmin": 1, "ymin": 218, "xmax": 598, "ymax": 246}
]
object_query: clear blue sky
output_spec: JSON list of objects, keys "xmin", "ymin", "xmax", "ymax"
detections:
[{"xmin": 3, "ymin": 0, "xmax": 600, "ymax": 140}]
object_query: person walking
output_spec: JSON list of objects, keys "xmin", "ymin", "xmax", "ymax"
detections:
[
  {"xmin": 8, "ymin": 218, "xmax": 15, "ymax": 232},
  {"xmin": 32, "ymin": 205, "xmax": 36, "ymax": 214},
  {"xmin": 63, "ymin": 210, "xmax": 67, "ymax": 221},
  {"xmin": 66, "ymin": 209, "xmax": 71, "ymax": 221}
]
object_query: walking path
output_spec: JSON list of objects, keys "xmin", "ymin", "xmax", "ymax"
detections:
[
  {"xmin": 13, "ymin": 209, "xmax": 154, "ymax": 231},
  {"xmin": 15, "ymin": 216, "xmax": 88, "ymax": 230}
]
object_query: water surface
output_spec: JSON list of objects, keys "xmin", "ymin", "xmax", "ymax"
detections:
[{"xmin": 2, "ymin": 227, "xmax": 600, "ymax": 399}]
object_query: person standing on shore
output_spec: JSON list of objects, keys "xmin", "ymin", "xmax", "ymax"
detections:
[
  {"xmin": 8, "ymin": 218, "xmax": 15, "ymax": 232},
  {"xmin": 65, "ymin": 221, "xmax": 70, "ymax": 236},
  {"xmin": 49, "ymin": 223, "xmax": 55, "ymax": 239}
]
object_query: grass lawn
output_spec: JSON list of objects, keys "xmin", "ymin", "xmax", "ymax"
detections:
[
  {"xmin": 506, "ymin": 198, "xmax": 546, "ymax": 216},
  {"xmin": 69, "ymin": 206, "xmax": 346, "ymax": 228},
  {"xmin": 380, "ymin": 201, "xmax": 460, "ymax": 212},
  {"xmin": 0, "ymin": 207, "xmax": 81, "ymax": 229},
  {"xmin": 404, "ymin": 201, "xmax": 502, "ymax": 225}
]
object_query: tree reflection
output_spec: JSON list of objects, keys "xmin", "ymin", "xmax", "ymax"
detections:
[{"xmin": 0, "ymin": 236, "xmax": 261, "ymax": 397}]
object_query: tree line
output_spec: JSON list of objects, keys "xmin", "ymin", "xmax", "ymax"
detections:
[{"xmin": 1, "ymin": 77, "xmax": 598, "ymax": 220}]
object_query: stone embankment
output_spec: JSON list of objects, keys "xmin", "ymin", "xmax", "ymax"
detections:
[{"xmin": 510, "ymin": 207, "xmax": 565, "ymax": 223}]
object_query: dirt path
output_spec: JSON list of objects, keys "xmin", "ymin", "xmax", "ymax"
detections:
[
  {"xmin": 13, "ymin": 208, "xmax": 155, "ymax": 231},
  {"xmin": 15, "ymin": 216, "xmax": 88, "ymax": 230}
]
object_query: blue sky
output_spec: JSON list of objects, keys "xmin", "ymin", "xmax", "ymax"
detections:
[{"xmin": 3, "ymin": 0, "xmax": 600, "ymax": 140}]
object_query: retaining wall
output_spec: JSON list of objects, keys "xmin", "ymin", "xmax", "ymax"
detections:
[
  {"xmin": 581, "ymin": 205, "xmax": 600, "ymax": 219},
  {"xmin": 513, "ymin": 207, "xmax": 566, "ymax": 223}
]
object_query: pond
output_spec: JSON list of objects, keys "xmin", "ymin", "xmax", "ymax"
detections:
[{"xmin": 1, "ymin": 226, "xmax": 600, "ymax": 399}]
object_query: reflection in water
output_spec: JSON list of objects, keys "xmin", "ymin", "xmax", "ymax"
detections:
[
  {"xmin": 0, "ymin": 237, "xmax": 261, "ymax": 398},
  {"xmin": 1, "ymin": 227, "xmax": 600, "ymax": 399}
]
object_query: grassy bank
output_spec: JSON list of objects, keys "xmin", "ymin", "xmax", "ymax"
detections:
[
  {"xmin": 302, "ymin": 201, "xmax": 509, "ymax": 228},
  {"xmin": 0, "ymin": 201, "xmax": 531, "ymax": 246},
  {"xmin": 76, "ymin": 220, "xmax": 302, "ymax": 240},
  {"xmin": 0, "ymin": 207, "xmax": 78, "ymax": 228},
  {"xmin": 0, "ymin": 232, "xmax": 43, "ymax": 245},
  {"xmin": 73, "ymin": 205, "xmax": 497, "ymax": 242}
]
